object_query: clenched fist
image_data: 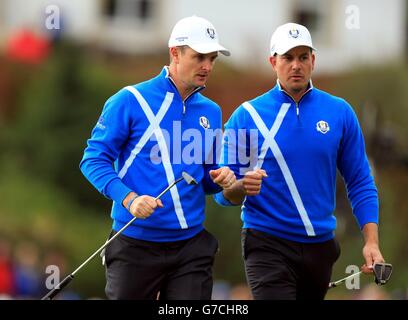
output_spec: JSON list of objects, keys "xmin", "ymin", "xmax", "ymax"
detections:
[
  {"xmin": 209, "ymin": 167, "xmax": 236, "ymax": 189},
  {"xmin": 126, "ymin": 195, "xmax": 163, "ymax": 219},
  {"xmin": 242, "ymin": 169, "xmax": 268, "ymax": 196}
]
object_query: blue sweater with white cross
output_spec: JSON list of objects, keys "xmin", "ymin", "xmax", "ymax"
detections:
[
  {"xmin": 80, "ymin": 67, "xmax": 222, "ymax": 242},
  {"xmin": 215, "ymin": 83, "xmax": 379, "ymax": 243}
]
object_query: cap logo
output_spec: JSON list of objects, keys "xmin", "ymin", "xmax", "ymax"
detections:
[
  {"xmin": 316, "ymin": 120, "xmax": 330, "ymax": 134},
  {"xmin": 289, "ymin": 28, "xmax": 300, "ymax": 38},
  {"xmin": 206, "ymin": 28, "xmax": 216, "ymax": 39},
  {"xmin": 175, "ymin": 36, "xmax": 188, "ymax": 43},
  {"xmin": 199, "ymin": 116, "xmax": 210, "ymax": 129}
]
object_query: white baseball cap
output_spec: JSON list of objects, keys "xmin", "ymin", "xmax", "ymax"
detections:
[
  {"xmin": 168, "ymin": 16, "xmax": 230, "ymax": 56},
  {"xmin": 270, "ymin": 23, "xmax": 316, "ymax": 56}
]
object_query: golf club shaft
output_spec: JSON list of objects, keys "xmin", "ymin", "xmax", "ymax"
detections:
[
  {"xmin": 42, "ymin": 215, "xmax": 139, "ymax": 300},
  {"xmin": 154, "ymin": 177, "xmax": 182, "ymax": 200},
  {"xmin": 41, "ymin": 275, "xmax": 74, "ymax": 300},
  {"xmin": 329, "ymin": 271, "xmax": 362, "ymax": 288},
  {"xmin": 41, "ymin": 177, "xmax": 183, "ymax": 300}
]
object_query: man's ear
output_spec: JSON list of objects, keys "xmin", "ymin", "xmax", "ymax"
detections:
[
  {"xmin": 170, "ymin": 47, "xmax": 180, "ymax": 63},
  {"xmin": 269, "ymin": 55, "xmax": 277, "ymax": 71},
  {"xmin": 311, "ymin": 52, "xmax": 316, "ymax": 71}
]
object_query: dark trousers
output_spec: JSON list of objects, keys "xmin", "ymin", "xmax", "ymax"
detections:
[
  {"xmin": 242, "ymin": 228, "xmax": 341, "ymax": 300},
  {"xmin": 104, "ymin": 229, "xmax": 218, "ymax": 300}
]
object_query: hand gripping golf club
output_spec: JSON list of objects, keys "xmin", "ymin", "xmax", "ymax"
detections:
[
  {"xmin": 328, "ymin": 262, "xmax": 393, "ymax": 288},
  {"xmin": 41, "ymin": 172, "xmax": 197, "ymax": 300}
]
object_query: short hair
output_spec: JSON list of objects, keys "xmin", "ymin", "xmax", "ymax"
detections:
[{"xmin": 169, "ymin": 45, "xmax": 188, "ymax": 62}]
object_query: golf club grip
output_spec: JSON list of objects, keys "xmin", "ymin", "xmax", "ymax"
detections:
[{"xmin": 41, "ymin": 274, "xmax": 74, "ymax": 300}]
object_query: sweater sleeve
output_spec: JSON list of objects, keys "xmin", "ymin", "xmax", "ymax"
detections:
[
  {"xmin": 202, "ymin": 133, "xmax": 223, "ymax": 194},
  {"xmin": 202, "ymin": 109, "xmax": 223, "ymax": 194},
  {"xmin": 79, "ymin": 89, "xmax": 134, "ymax": 205},
  {"xmin": 337, "ymin": 102, "xmax": 379, "ymax": 228},
  {"xmin": 213, "ymin": 106, "xmax": 254, "ymax": 206}
]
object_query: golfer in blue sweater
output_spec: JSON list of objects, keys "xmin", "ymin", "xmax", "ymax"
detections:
[
  {"xmin": 81, "ymin": 16, "xmax": 235, "ymax": 299},
  {"xmin": 215, "ymin": 23, "xmax": 384, "ymax": 299}
]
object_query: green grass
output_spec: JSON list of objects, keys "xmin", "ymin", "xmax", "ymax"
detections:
[{"xmin": 0, "ymin": 161, "xmax": 111, "ymax": 298}]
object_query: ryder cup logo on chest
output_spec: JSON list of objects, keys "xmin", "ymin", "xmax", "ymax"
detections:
[
  {"xmin": 316, "ymin": 120, "xmax": 330, "ymax": 134},
  {"xmin": 199, "ymin": 116, "xmax": 210, "ymax": 129}
]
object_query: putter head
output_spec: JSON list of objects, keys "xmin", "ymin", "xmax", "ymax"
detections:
[
  {"xmin": 182, "ymin": 172, "xmax": 197, "ymax": 185},
  {"xmin": 373, "ymin": 262, "xmax": 393, "ymax": 285}
]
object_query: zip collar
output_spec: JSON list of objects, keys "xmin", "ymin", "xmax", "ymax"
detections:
[
  {"xmin": 276, "ymin": 79, "xmax": 313, "ymax": 116},
  {"xmin": 276, "ymin": 79, "xmax": 313, "ymax": 103},
  {"xmin": 163, "ymin": 66, "xmax": 205, "ymax": 103}
]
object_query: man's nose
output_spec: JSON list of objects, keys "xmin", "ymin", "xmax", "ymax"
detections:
[
  {"xmin": 291, "ymin": 59, "xmax": 301, "ymax": 70},
  {"xmin": 202, "ymin": 59, "xmax": 213, "ymax": 72}
]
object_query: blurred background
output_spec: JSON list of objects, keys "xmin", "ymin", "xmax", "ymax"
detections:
[{"xmin": 0, "ymin": 0, "xmax": 407, "ymax": 300}]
